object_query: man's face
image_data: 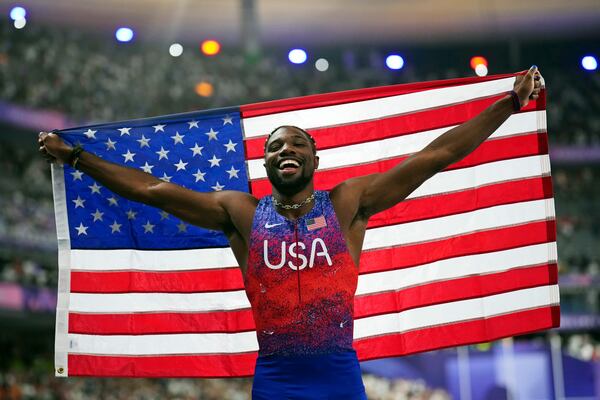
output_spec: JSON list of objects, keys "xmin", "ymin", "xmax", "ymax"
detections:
[{"xmin": 264, "ymin": 127, "xmax": 319, "ymax": 195}]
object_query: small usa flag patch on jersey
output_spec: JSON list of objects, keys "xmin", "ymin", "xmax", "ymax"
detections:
[{"xmin": 306, "ymin": 215, "xmax": 327, "ymax": 231}]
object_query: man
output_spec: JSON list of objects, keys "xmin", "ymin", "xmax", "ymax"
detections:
[{"xmin": 39, "ymin": 67, "xmax": 542, "ymax": 399}]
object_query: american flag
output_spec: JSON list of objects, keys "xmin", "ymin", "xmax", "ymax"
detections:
[{"xmin": 52, "ymin": 72, "xmax": 559, "ymax": 378}]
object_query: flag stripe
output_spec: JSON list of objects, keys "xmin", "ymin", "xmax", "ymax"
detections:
[
  {"xmin": 68, "ymin": 263, "xmax": 555, "ymax": 336},
  {"xmin": 359, "ymin": 220, "xmax": 555, "ymax": 274},
  {"xmin": 241, "ymin": 77, "xmax": 516, "ymax": 137},
  {"xmin": 246, "ymin": 111, "xmax": 544, "ymax": 179},
  {"xmin": 69, "ymin": 352, "xmax": 258, "ymax": 378},
  {"xmin": 243, "ymin": 94, "xmax": 541, "ymax": 159},
  {"xmin": 250, "ymin": 132, "xmax": 548, "ymax": 197},
  {"xmin": 354, "ymin": 305, "xmax": 560, "ymax": 361},
  {"xmin": 65, "ymin": 285, "xmax": 557, "ymax": 356}
]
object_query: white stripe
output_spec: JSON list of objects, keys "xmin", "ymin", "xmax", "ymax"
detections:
[
  {"xmin": 71, "ymin": 247, "xmax": 238, "ymax": 271},
  {"xmin": 356, "ymin": 242, "xmax": 557, "ymax": 296},
  {"xmin": 247, "ymin": 111, "xmax": 543, "ymax": 178},
  {"xmin": 66, "ymin": 285, "xmax": 558, "ymax": 355},
  {"xmin": 408, "ymin": 154, "xmax": 549, "ymax": 200},
  {"xmin": 69, "ymin": 290, "xmax": 251, "ymax": 313},
  {"xmin": 243, "ymin": 77, "xmax": 515, "ymax": 137},
  {"xmin": 51, "ymin": 164, "xmax": 71, "ymax": 377},
  {"xmin": 68, "ymin": 331, "xmax": 259, "ymax": 355},
  {"xmin": 354, "ymin": 285, "xmax": 559, "ymax": 340},
  {"xmin": 363, "ymin": 198, "xmax": 555, "ymax": 250}
]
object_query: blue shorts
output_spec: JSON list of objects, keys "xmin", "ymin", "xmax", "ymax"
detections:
[{"xmin": 252, "ymin": 350, "xmax": 367, "ymax": 400}]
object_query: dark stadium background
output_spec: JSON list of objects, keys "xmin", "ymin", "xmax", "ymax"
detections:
[{"xmin": 0, "ymin": 1, "xmax": 599, "ymax": 398}]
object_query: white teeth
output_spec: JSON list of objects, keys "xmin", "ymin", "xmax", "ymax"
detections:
[{"xmin": 279, "ymin": 160, "xmax": 300, "ymax": 168}]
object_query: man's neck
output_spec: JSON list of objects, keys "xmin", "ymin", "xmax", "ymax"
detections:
[{"xmin": 272, "ymin": 185, "xmax": 316, "ymax": 220}]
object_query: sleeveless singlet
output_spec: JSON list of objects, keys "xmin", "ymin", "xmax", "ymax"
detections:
[{"xmin": 245, "ymin": 191, "xmax": 366, "ymax": 399}]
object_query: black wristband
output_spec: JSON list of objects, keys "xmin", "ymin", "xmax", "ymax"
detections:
[
  {"xmin": 509, "ymin": 90, "xmax": 521, "ymax": 112},
  {"xmin": 68, "ymin": 145, "xmax": 84, "ymax": 168}
]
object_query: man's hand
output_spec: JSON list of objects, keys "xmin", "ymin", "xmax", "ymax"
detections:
[
  {"xmin": 38, "ymin": 131, "xmax": 73, "ymax": 164},
  {"xmin": 513, "ymin": 65, "xmax": 543, "ymax": 108}
]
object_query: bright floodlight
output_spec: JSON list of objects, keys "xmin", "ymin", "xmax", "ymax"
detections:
[
  {"xmin": 475, "ymin": 63, "xmax": 488, "ymax": 77},
  {"xmin": 315, "ymin": 58, "xmax": 329, "ymax": 72},
  {"xmin": 582, "ymin": 56, "xmax": 598, "ymax": 71},
  {"xmin": 169, "ymin": 43, "xmax": 183, "ymax": 57},
  {"xmin": 9, "ymin": 6, "xmax": 26, "ymax": 21},
  {"xmin": 13, "ymin": 18, "xmax": 26, "ymax": 29},
  {"xmin": 385, "ymin": 54, "xmax": 404, "ymax": 70},
  {"xmin": 288, "ymin": 49, "xmax": 307, "ymax": 64},
  {"xmin": 115, "ymin": 27, "xmax": 134, "ymax": 43}
]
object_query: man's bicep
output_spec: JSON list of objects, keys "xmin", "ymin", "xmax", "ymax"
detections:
[{"xmin": 148, "ymin": 182, "xmax": 236, "ymax": 231}]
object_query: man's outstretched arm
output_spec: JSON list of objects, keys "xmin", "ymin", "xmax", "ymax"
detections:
[
  {"xmin": 355, "ymin": 66, "xmax": 542, "ymax": 218},
  {"xmin": 38, "ymin": 132, "xmax": 255, "ymax": 233}
]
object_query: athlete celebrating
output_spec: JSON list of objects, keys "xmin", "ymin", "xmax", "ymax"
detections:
[{"xmin": 39, "ymin": 67, "xmax": 541, "ymax": 399}]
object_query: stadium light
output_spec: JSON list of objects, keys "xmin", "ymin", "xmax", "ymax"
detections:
[
  {"xmin": 288, "ymin": 49, "xmax": 307, "ymax": 64},
  {"xmin": 169, "ymin": 43, "xmax": 183, "ymax": 57},
  {"xmin": 195, "ymin": 81, "xmax": 214, "ymax": 97},
  {"xmin": 201, "ymin": 40, "xmax": 221, "ymax": 56},
  {"xmin": 13, "ymin": 18, "xmax": 26, "ymax": 29},
  {"xmin": 385, "ymin": 54, "xmax": 404, "ymax": 70},
  {"xmin": 9, "ymin": 6, "xmax": 26, "ymax": 21},
  {"xmin": 475, "ymin": 64, "xmax": 488, "ymax": 77},
  {"xmin": 315, "ymin": 58, "xmax": 329, "ymax": 72},
  {"xmin": 470, "ymin": 56, "xmax": 488, "ymax": 70},
  {"xmin": 115, "ymin": 27, "xmax": 134, "ymax": 43},
  {"xmin": 581, "ymin": 55, "xmax": 598, "ymax": 71}
]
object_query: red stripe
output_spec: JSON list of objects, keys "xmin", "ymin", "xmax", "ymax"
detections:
[
  {"xmin": 69, "ymin": 265, "xmax": 555, "ymax": 335},
  {"xmin": 354, "ymin": 264, "xmax": 558, "ymax": 319},
  {"xmin": 249, "ymin": 132, "xmax": 548, "ymax": 197},
  {"xmin": 360, "ymin": 220, "xmax": 556, "ymax": 274},
  {"xmin": 68, "ymin": 352, "xmax": 258, "ymax": 377},
  {"xmin": 244, "ymin": 95, "xmax": 540, "ymax": 159},
  {"xmin": 69, "ymin": 309, "xmax": 255, "ymax": 335},
  {"xmin": 240, "ymin": 73, "xmax": 518, "ymax": 118},
  {"xmin": 369, "ymin": 176, "xmax": 553, "ymax": 228},
  {"xmin": 71, "ymin": 268, "xmax": 244, "ymax": 294},
  {"xmin": 355, "ymin": 305, "xmax": 560, "ymax": 361}
]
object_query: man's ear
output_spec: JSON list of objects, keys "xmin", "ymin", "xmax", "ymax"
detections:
[{"xmin": 314, "ymin": 155, "xmax": 319, "ymax": 170}]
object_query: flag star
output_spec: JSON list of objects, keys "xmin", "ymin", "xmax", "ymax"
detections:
[
  {"xmin": 89, "ymin": 182, "xmax": 102, "ymax": 194},
  {"xmin": 188, "ymin": 120, "xmax": 199, "ymax": 129},
  {"xmin": 142, "ymin": 220, "xmax": 155, "ymax": 233},
  {"xmin": 189, "ymin": 143, "xmax": 204, "ymax": 157},
  {"xmin": 91, "ymin": 209, "xmax": 104, "ymax": 222},
  {"xmin": 75, "ymin": 222, "xmax": 88, "ymax": 236},
  {"xmin": 159, "ymin": 211, "xmax": 170, "ymax": 220},
  {"xmin": 137, "ymin": 135, "xmax": 151, "ymax": 148},
  {"xmin": 107, "ymin": 196, "xmax": 119, "ymax": 206},
  {"xmin": 174, "ymin": 159, "xmax": 188, "ymax": 171},
  {"xmin": 223, "ymin": 139, "xmax": 237, "ymax": 153},
  {"xmin": 140, "ymin": 162, "xmax": 154, "ymax": 174},
  {"xmin": 72, "ymin": 196, "xmax": 85, "ymax": 208},
  {"xmin": 226, "ymin": 166, "xmax": 240, "ymax": 179},
  {"xmin": 177, "ymin": 221, "xmax": 188, "ymax": 233},
  {"xmin": 171, "ymin": 131, "xmax": 185, "ymax": 144},
  {"xmin": 71, "ymin": 170, "xmax": 84, "ymax": 181},
  {"xmin": 153, "ymin": 124, "xmax": 166, "ymax": 133},
  {"xmin": 211, "ymin": 182, "xmax": 225, "ymax": 191},
  {"xmin": 118, "ymin": 127, "xmax": 132, "ymax": 136},
  {"xmin": 105, "ymin": 138, "xmax": 117, "ymax": 151},
  {"xmin": 208, "ymin": 155, "xmax": 222, "ymax": 167},
  {"xmin": 222, "ymin": 115, "xmax": 233, "ymax": 125},
  {"xmin": 126, "ymin": 209, "xmax": 138, "ymax": 220},
  {"xmin": 160, "ymin": 173, "xmax": 172, "ymax": 182},
  {"xmin": 83, "ymin": 129, "xmax": 97, "ymax": 139},
  {"xmin": 110, "ymin": 220, "xmax": 122, "ymax": 233},
  {"xmin": 205, "ymin": 128, "xmax": 218, "ymax": 141},
  {"xmin": 193, "ymin": 169, "xmax": 206, "ymax": 182},
  {"xmin": 122, "ymin": 149, "xmax": 136, "ymax": 162},
  {"xmin": 156, "ymin": 146, "xmax": 170, "ymax": 160}
]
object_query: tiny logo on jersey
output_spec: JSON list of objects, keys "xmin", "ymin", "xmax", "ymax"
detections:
[
  {"xmin": 265, "ymin": 222, "xmax": 283, "ymax": 229},
  {"xmin": 306, "ymin": 215, "xmax": 327, "ymax": 231}
]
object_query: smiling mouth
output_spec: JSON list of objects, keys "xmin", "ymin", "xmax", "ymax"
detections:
[{"xmin": 278, "ymin": 159, "xmax": 301, "ymax": 173}]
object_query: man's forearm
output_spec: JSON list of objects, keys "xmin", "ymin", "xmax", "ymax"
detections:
[{"xmin": 426, "ymin": 94, "xmax": 514, "ymax": 167}]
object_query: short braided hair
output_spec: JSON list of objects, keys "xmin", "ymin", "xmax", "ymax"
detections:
[{"xmin": 264, "ymin": 125, "xmax": 317, "ymax": 155}]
